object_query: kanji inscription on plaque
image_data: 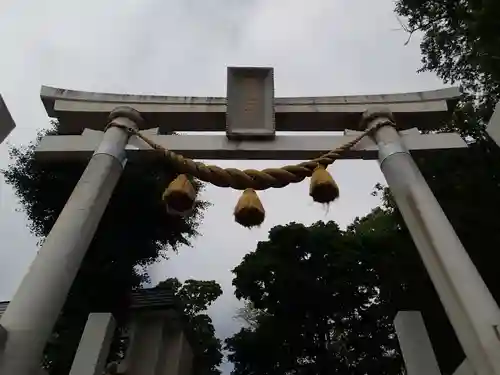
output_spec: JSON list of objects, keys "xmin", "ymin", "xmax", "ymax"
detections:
[{"xmin": 226, "ymin": 67, "xmax": 275, "ymax": 140}]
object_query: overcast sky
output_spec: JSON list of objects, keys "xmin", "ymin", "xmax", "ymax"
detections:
[{"xmin": 0, "ymin": 0, "xmax": 446, "ymax": 373}]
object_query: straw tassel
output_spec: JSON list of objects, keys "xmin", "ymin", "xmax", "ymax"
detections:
[
  {"xmin": 162, "ymin": 174, "xmax": 197, "ymax": 216},
  {"xmin": 309, "ymin": 164, "xmax": 339, "ymax": 204},
  {"xmin": 234, "ymin": 188, "xmax": 265, "ymax": 228}
]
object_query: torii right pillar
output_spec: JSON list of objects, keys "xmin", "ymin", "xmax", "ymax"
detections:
[{"xmin": 362, "ymin": 108, "xmax": 500, "ymax": 375}]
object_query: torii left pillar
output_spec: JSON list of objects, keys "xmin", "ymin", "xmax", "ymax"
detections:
[{"xmin": 0, "ymin": 107, "xmax": 142, "ymax": 375}]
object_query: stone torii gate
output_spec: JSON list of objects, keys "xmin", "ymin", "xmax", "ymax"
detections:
[{"xmin": 1, "ymin": 67, "xmax": 500, "ymax": 375}]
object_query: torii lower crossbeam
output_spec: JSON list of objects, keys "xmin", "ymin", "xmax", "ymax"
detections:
[{"xmin": 35, "ymin": 129, "xmax": 467, "ymax": 162}]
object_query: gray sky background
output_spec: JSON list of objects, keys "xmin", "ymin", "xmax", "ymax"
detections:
[{"xmin": 0, "ymin": 0, "xmax": 447, "ymax": 373}]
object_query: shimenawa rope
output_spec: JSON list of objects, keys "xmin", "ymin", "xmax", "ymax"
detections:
[{"xmin": 108, "ymin": 120, "xmax": 393, "ymax": 191}]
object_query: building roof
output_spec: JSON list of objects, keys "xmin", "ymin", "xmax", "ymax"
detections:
[
  {"xmin": 0, "ymin": 301, "xmax": 8, "ymax": 317},
  {"xmin": 0, "ymin": 288, "xmax": 176, "ymax": 319},
  {"xmin": 130, "ymin": 288, "xmax": 176, "ymax": 311}
]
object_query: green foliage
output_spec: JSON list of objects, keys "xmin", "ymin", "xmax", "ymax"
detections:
[
  {"xmin": 2, "ymin": 124, "xmax": 208, "ymax": 374},
  {"xmin": 156, "ymin": 278, "xmax": 223, "ymax": 375},
  {"xmin": 395, "ymin": 0, "xmax": 500, "ymax": 121},
  {"xmin": 226, "ymin": 222, "xmax": 404, "ymax": 375},
  {"xmin": 234, "ymin": 301, "xmax": 268, "ymax": 331},
  {"xmin": 225, "ymin": 198, "xmax": 467, "ymax": 374}
]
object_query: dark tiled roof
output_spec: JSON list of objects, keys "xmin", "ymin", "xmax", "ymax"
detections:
[
  {"xmin": 130, "ymin": 288, "xmax": 176, "ymax": 311},
  {"xmin": 0, "ymin": 288, "xmax": 177, "ymax": 318},
  {"xmin": 0, "ymin": 301, "xmax": 9, "ymax": 317}
]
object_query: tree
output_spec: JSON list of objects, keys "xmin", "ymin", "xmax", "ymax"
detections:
[
  {"xmin": 2, "ymin": 125, "xmax": 208, "ymax": 374},
  {"xmin": 234, "ymin": 301, "xmax": 268, "ymax": 331},
  {"xmin": 226, "ymin": 221, "xmax": 404, "ymax": 375},
  {"xmin": 225, "ymin": 197, "xmax": 467, "ymax": 375},
  {"xmin": 395, "ymin": 0, "xmax": 500, "ymax": 124},
  {"xmin": 156, "ymin": 278, "xmax": 223, "ymax": 375}
]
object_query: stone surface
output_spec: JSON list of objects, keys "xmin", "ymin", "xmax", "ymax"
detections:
[
  {"xmin": 394, "ymin": 311, "xmax": 441, "ymax": 375},
  {"xmin": 226, "ymin": 67, "xmax": 275, "ymax": 140},
  {"xmin": 159, "ymin": 328, "xmax": 192, "ymax": 375},
  {"xmin": 487, "ymin": 100, "xmax": 500, "ymax": 147},
  {"xmin": 454, "ymin": 359, "xmax": 476, "ymax": 375},
  {"xmin": 121, "ymin": 310, "xmax": 192, "ymax": 375},
  {"xmin": 40, "ymin": 85, "xmax": 460, "ymax": 134},
  {"xmin": 69, "ymin": 313, "xmax": 116, "ymax": 375},
  {"xmin": 35, "ymin": 131, "xmax": 467, "ymax": 162}
]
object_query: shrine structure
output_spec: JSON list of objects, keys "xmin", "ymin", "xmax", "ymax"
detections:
[{"xmin": 0, "ymin": 67, "xmax": 499, "ymax": 375}]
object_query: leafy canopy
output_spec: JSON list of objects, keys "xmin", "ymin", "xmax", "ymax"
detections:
[{"xmin": 227, "ymin": 221, "xmax": 404, "ymax": 375}]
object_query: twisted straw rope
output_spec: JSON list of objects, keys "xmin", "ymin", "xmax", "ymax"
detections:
[{"xmin": 110, "ymin": 120, "xmax": 392, "ymax": 191}]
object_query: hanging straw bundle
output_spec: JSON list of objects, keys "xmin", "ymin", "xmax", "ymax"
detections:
[
  {"xmin": 233, "ymin": 188, "xmax": 265, "ymax": 228},
  {"xmin": 309, "ymin": 164, "xmax": 339, "ymax": 204},
  {"xmin": 162, "ymin": 174, "xmax": 197, "ymax": 216}
]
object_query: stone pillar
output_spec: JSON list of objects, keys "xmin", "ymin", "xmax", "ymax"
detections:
[
  {"xmin": 0, "ymin": 107, "xmax": 143, "ymax": 375},
  {"xmin": 123, "ymin": 311, "xmax": 168, "ymax": 375},
  {"xmin": 69, "ymin": 313, "xmax": 116, "ymax": 375},
  {"xmin": 454, "ymin": 360, "xmax": 476, "ymax": 375},
  {"xmin": 394, "ymin": 311, "xmax": 441, "ymax": 375},
  {"xmin": 120, "ymin": 310, "xmax": 192, "ymax": 375},
  {"xmin": 159, "ymin": 326, "xmax": 193, "ymax": 375},
  {"xmin": 486, "ymin": 100, "xmax": 500, "ymax": 147},
  {"xmin": 363, "ymin": 108, "xmax": 500, "ymax": 375}
]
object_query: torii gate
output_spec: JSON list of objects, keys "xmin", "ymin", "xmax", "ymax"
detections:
[{"xmin": 1, "ymin": 67, "xmax": 500, "ymax": 375}]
